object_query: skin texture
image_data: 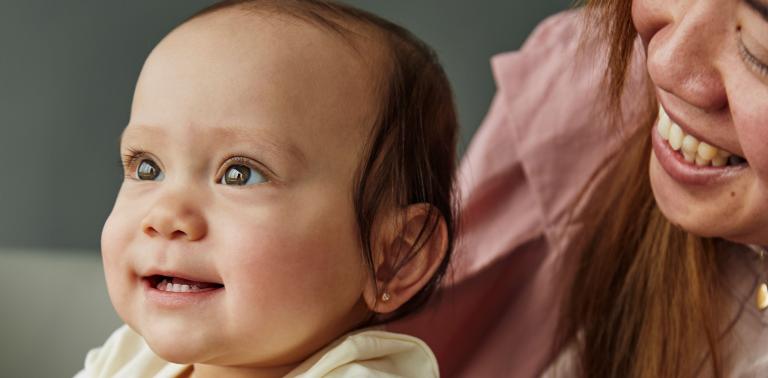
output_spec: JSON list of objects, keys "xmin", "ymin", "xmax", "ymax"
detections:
[
  {"xmin": 637, "ymin": 0, "xmax": 768, "ymax": 245},
  {"xmin": 100, "ymin": 9, "xmax": 447, "ymax": 378}
]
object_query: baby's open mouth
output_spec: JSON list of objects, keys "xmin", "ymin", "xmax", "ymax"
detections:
[{"xmin": 146, "ymin": 275, "xmax": 224, "ymax": 293}]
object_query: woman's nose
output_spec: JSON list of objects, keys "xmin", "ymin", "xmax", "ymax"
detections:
[
  {"xmin": 642, "ymin": 1, "xmax": 729, "ymax": 112},
  {"xmin": 140, "ymin": 191, "xmax": 207, "ymax": 241}
]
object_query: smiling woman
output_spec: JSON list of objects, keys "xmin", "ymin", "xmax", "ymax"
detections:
[
  {"xmin": 553, "ymin": 0, "xmax": 768, "ymax": 376},
  {"xmin": 383, "ymin": 0, "xmax": 768, "ymax": 377}
]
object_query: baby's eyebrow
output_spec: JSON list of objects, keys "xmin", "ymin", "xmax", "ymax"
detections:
[
  {"xmin": 118, "ymin": 125, "xmax": 163, "ymax": 148},
  {"xmin": 217, "ymin": 124, "xmax": 308, "ymax": 167},
  {"xmin": 118, "ymin": 123, "xmax": 307, "ymax": 167}
]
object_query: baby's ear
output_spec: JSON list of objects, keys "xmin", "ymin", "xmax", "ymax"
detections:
[{"xmin": 363, "ymin": 203, "xmax": 448, "ymax": 314}]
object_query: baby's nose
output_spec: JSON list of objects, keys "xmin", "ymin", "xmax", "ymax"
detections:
[{"xmin": 140, "ymin": 197, "xmax": 207, "ymax": 241}]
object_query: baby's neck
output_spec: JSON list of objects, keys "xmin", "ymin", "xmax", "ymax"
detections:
[{"xmin": 184, "ymin": 362, "xmax": 298, "ymax": 378}]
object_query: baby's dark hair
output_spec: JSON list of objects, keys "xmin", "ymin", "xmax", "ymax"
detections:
[{"xmin": 189, "ymin": 0, "xmax": 458, "ymax": 324}]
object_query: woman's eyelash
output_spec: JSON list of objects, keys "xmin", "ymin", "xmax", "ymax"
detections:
[{"xmin": 738, "ymin": 38, "xmax": 768, "ymax": 77}]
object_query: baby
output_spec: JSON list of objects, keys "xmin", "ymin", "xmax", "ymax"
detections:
[{"xmin": 76, "ymin": 0, "xmax": 457, "ymax": 377}]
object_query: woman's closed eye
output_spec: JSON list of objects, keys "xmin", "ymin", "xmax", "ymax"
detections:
[
  {"xmin": 738, "ymin": 34, "xmax": 768, "ymax": 77},
  {"xmin": 738, "ymin": 2, "xmax": 768, "ymax": 78}
]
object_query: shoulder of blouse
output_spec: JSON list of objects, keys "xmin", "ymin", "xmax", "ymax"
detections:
[
  {"xmin": 457, "ymin": 9, "xmax": 645, "ymax": 277},
  {"xmin": 388, "ymin": 12, "xmax": 647, "ymax": 377}
]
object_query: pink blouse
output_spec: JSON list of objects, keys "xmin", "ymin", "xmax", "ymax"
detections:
[{"xmin": 388, "ymin": 10, "xmax": 631, "ymax": 376}]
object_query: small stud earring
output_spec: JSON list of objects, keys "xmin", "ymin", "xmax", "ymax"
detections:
[{"xmin": 381, "ymin": 292, "xmax": 391, "ymax": 302}]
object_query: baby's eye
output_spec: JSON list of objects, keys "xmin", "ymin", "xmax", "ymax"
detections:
[
  {"xmin": 136, "ymin": 160, "xmax": 164, "ymax": 181},
  {"xmin": 220, "ymin": 164, "xmax": 266, "ymax": 186}
]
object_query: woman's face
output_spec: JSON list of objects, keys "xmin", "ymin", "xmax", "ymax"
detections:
[{"xmin": 635, "ymin": 0, "xmax": 768, "ymax": 245}]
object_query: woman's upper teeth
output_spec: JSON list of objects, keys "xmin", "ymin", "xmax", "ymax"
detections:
[{"xmin": 657, "ymin": 106, "xmax": 736, "ymax": 167}]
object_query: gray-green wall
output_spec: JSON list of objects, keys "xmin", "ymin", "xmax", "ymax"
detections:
[{"xmin": 0, "ymin": 0, "xmax": 572, "ymax": 251}]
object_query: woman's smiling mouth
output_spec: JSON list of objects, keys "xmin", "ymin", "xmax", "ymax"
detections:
[
  {"xmin": 652, "ymin": 105, "xmax": 749, "ymax": 186},
  {"xmin": 656, "ymin": 105, "xmax": 747, "ymax": 167}
]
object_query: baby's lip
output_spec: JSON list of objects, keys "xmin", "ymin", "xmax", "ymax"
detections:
[{"xmin": 141, "ymin": 269, "xmax": 224, "ymax": 287}]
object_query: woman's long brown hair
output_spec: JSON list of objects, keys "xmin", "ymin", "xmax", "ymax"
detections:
[{"xmin": 556, "ymin": 1, "xmax": 727, "ymax": 376}]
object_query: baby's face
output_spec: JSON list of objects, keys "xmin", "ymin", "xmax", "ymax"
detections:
[{"xmin": 102, "ymin": 11, "xmax": 381, "ymax": 371}]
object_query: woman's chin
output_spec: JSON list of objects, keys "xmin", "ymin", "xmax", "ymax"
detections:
[
  {"xmin": 651, "ymin": 157, "xmax": 737, "ymax": 239},
  {"xmin": 650, "ymin": 158, "xmax": 768, "ymax": 245}
]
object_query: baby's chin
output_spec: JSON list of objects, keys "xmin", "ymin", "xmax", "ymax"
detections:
[
  {"xmin": 137, "ymin": 320, "xmax": 220, "ymax": 364},
  {"xmin": 142, "ymin": 326, "xmax": 307, "ymax": 373},
  {"xmin": 148, "ymin": 343, "xmax": 203, "ymax": 364}
]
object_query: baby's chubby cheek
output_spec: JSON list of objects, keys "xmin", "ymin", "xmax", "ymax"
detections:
[
  {"xmin": 229, "ymin": 231, "xmax": 362, "ymax": 302},
  {"xmin": 100, "ymin": 208, "xmax": 140, "ymax": 325}
]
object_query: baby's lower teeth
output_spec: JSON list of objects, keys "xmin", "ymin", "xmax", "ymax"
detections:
[{"xmin": 156, "ymin": 279, "xmax": 200, "ymax": 292}]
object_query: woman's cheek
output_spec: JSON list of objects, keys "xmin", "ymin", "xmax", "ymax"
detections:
[{"xmin": 737, "ymin": 122, "xmax": 768, "ymax": 180}]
